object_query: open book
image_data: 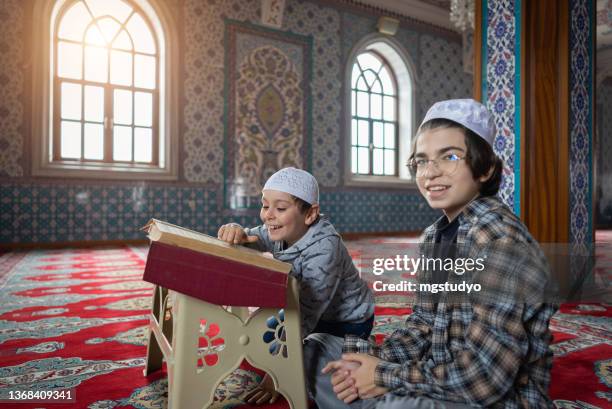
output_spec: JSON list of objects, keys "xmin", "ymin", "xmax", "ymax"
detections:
[{"xmin": 142, "ymin": 219, "xmax": 290, "ymax": 274}]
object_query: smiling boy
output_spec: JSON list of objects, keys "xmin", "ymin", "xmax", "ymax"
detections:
[
  {"xmin": 309, "ymin": 99, "xmax": 557, "ymax": 408},
  {"xmin": 218, "ymin": 167, "xmax": 374, "ymax": 404}
]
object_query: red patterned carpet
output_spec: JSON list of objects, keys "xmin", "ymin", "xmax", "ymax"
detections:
[{"xmin": 0, "ymin": 237, "xmax": 610, "ymax": 408}]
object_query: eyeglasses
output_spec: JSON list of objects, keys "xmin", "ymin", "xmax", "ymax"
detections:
[{"xmin": 407, "ymin": 153, "xmax": 466, "ymax": 177}]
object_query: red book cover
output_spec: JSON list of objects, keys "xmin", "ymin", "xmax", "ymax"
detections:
[{"xmin": 142, "ymin": 242, "xmax": 289, "ymax": 308}]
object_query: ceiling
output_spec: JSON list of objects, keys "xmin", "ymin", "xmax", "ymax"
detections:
[
  {"xmin": 354, "ymin": 0, "xmax": 612, "ymax": 81},
  {"xmin": 351, "ymin": 0, "xmax": 454, "ymax": 30},
  {"xmin": 415, "ymin": 0, "xmax": 451, "ymax": 8},
  {"xmin": 355, "ymin": 0, "xmax": 611, "ymax": 49}
]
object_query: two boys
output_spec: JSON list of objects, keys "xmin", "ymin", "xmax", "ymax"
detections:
[{"xmin": 219, "ymin": 99, "xmax": 556, "ymax": 408}]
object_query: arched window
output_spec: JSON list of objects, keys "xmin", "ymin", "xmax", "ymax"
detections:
[
  {"xmin": 31, "ymin": 0, "xmax": 179, "ymax": 180},
  {"xmin": 351, "ymin": 51, "xmax": 398, "ymax": 176},
  {"xmin": 345, "ymin": 37, "xmax": 416, "ymax": 186}
]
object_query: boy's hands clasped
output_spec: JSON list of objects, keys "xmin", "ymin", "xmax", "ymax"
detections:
[
  {"xmin": 322, "ymin": 354, "xmax": 389, "ymax": 403},
  {"xmin": 217, "ymin": 223, "xmax": 259, "ymax": 245}
]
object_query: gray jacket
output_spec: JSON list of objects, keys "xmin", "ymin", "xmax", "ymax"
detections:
[{"xmin": 247, "ymin": 216, "xmax": 375, "ymax": 337}]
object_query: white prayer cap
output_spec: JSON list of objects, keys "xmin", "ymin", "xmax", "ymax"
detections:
[
  {"xmin": 419, "ymin": 98, "xmax": 495, "ymax": 145},
  {"xmin": 263, "ymin": 167, "xmax": 319, "ymax": 205}
]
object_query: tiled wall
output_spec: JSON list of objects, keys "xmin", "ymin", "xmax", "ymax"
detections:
[
  {"xmin": 0, "ymin": 184, "xmax": 435, "ymax": 244},
  {"xmin": 0, "ymin": 0, "xmax": 471, "ymax": 244},
  {"xmin": 569, "ymin": 0, "xmax": 594, "ymax": 245},
  {"xmin": 482, "ymin": 0, "xmax": 595, "ymax": 244},
  {"xmin": 483, "ymin": 0, "xmax": 520, "ymax": 211}
]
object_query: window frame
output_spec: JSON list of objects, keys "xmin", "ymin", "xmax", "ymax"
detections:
[
  {"xmin": 31, "ymin": 0, "xmax": 179, "ymax": 180},
  {"xmin": 344, "ymin": 35, "xmax": 418, "ymax": 188},
  {"xmin": 351, "ymin": 50, "xmax": 399, "ymax": 177}
]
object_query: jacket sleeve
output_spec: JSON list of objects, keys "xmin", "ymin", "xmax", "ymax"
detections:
[
  {"xmin": 243, "ymin": 225, "xmax": 275, "ymax": 253},
  {"xmin": 366, "ymin": 230, "xmax": 437, "ymax": 362},
  {"xmin": 376, "ymin": 301, "xmax": 434, "ymax": 362},
  {"xmin": 343, "ymin": 295, "xmax": 433, "ymax": 364},
  {"xmin": 296, "ymin": 236, "xmax": 344, "ymax": 337},
  {"xmin": 373, "ymin": 302, "xmax": 532, "ymax": 405}
]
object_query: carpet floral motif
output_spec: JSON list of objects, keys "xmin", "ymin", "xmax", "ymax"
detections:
[{"xmin": 0, "ymin": 245, "xmax": 610, "ymax": 408}]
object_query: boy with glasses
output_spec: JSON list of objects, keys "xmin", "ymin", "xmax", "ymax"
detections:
[{"xmin": 306, "ymin": 99, "xmax": 556, "ymax": 408}]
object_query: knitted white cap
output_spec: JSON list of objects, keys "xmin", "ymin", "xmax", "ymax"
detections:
[
  {"xmin": 263, "ymin": 167, "xmax": 319, "ymax": 205},
  {"xmin": 420, "ymin": 98, "xmax": 495, "ymax": 145}
]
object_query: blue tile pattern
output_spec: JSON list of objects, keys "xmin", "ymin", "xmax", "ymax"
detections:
[
  {"xmin": 569, "ymin": 0, "xmax": 594, "ymax": 245},
  {"xmin": 321, "ymin": 190, "xmax": 440, "ymax": 233},
  {"xmin": 0, "ymin": 183, "xmax": 439, "ymax": 244},
  {"xmin": 484, "ymin": 0, "xmax": 518, "ymax": 210},
  {"xmin": 0, "ymin": 184, "xmax": 220, "ymax": 244}
]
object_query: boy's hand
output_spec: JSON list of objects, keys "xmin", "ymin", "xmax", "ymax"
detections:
[
  {"xmin": 217, "ymin": 223, "xmax": 259, "ymax": 244},
  {"xmin": 322, "ymin": 359, "xmax": 361, "ymax": 403},
  {"xmin": 244, "ymin": 373, "xmax": 279, "ymax": 405},
  {"xmin": 341, "ymin": 353, "xmax": 388, "ymax": 400}
]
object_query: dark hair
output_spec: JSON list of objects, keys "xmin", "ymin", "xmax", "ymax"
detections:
[
  {"xmin": 291, "ymin": 195, "xmax": 313, "ymax": 214},
  {"xmin": 409, "ymin": 118, "xmax": 503, "ymax": 196}
]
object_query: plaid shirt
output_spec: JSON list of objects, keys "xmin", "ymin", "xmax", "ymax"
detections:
[{"xmin": 344, "ymin": 196, "xmax": 557, "ymax": 408}]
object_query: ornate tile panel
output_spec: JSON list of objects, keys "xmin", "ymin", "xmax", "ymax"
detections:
[
  {"xmin": 569, "ymin": 0, "xmax": 594, "ymax": 245},
  {"xmin": 224, "ymin": 21, "xmax": 312, "ymax": 209},
  {"xmin": 484, "ymin": 0, "xmax": 518, "ymax": 210},
  {"xmin": 183, "ymin": 0, "xmax": 342, "ymax": 187}
]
